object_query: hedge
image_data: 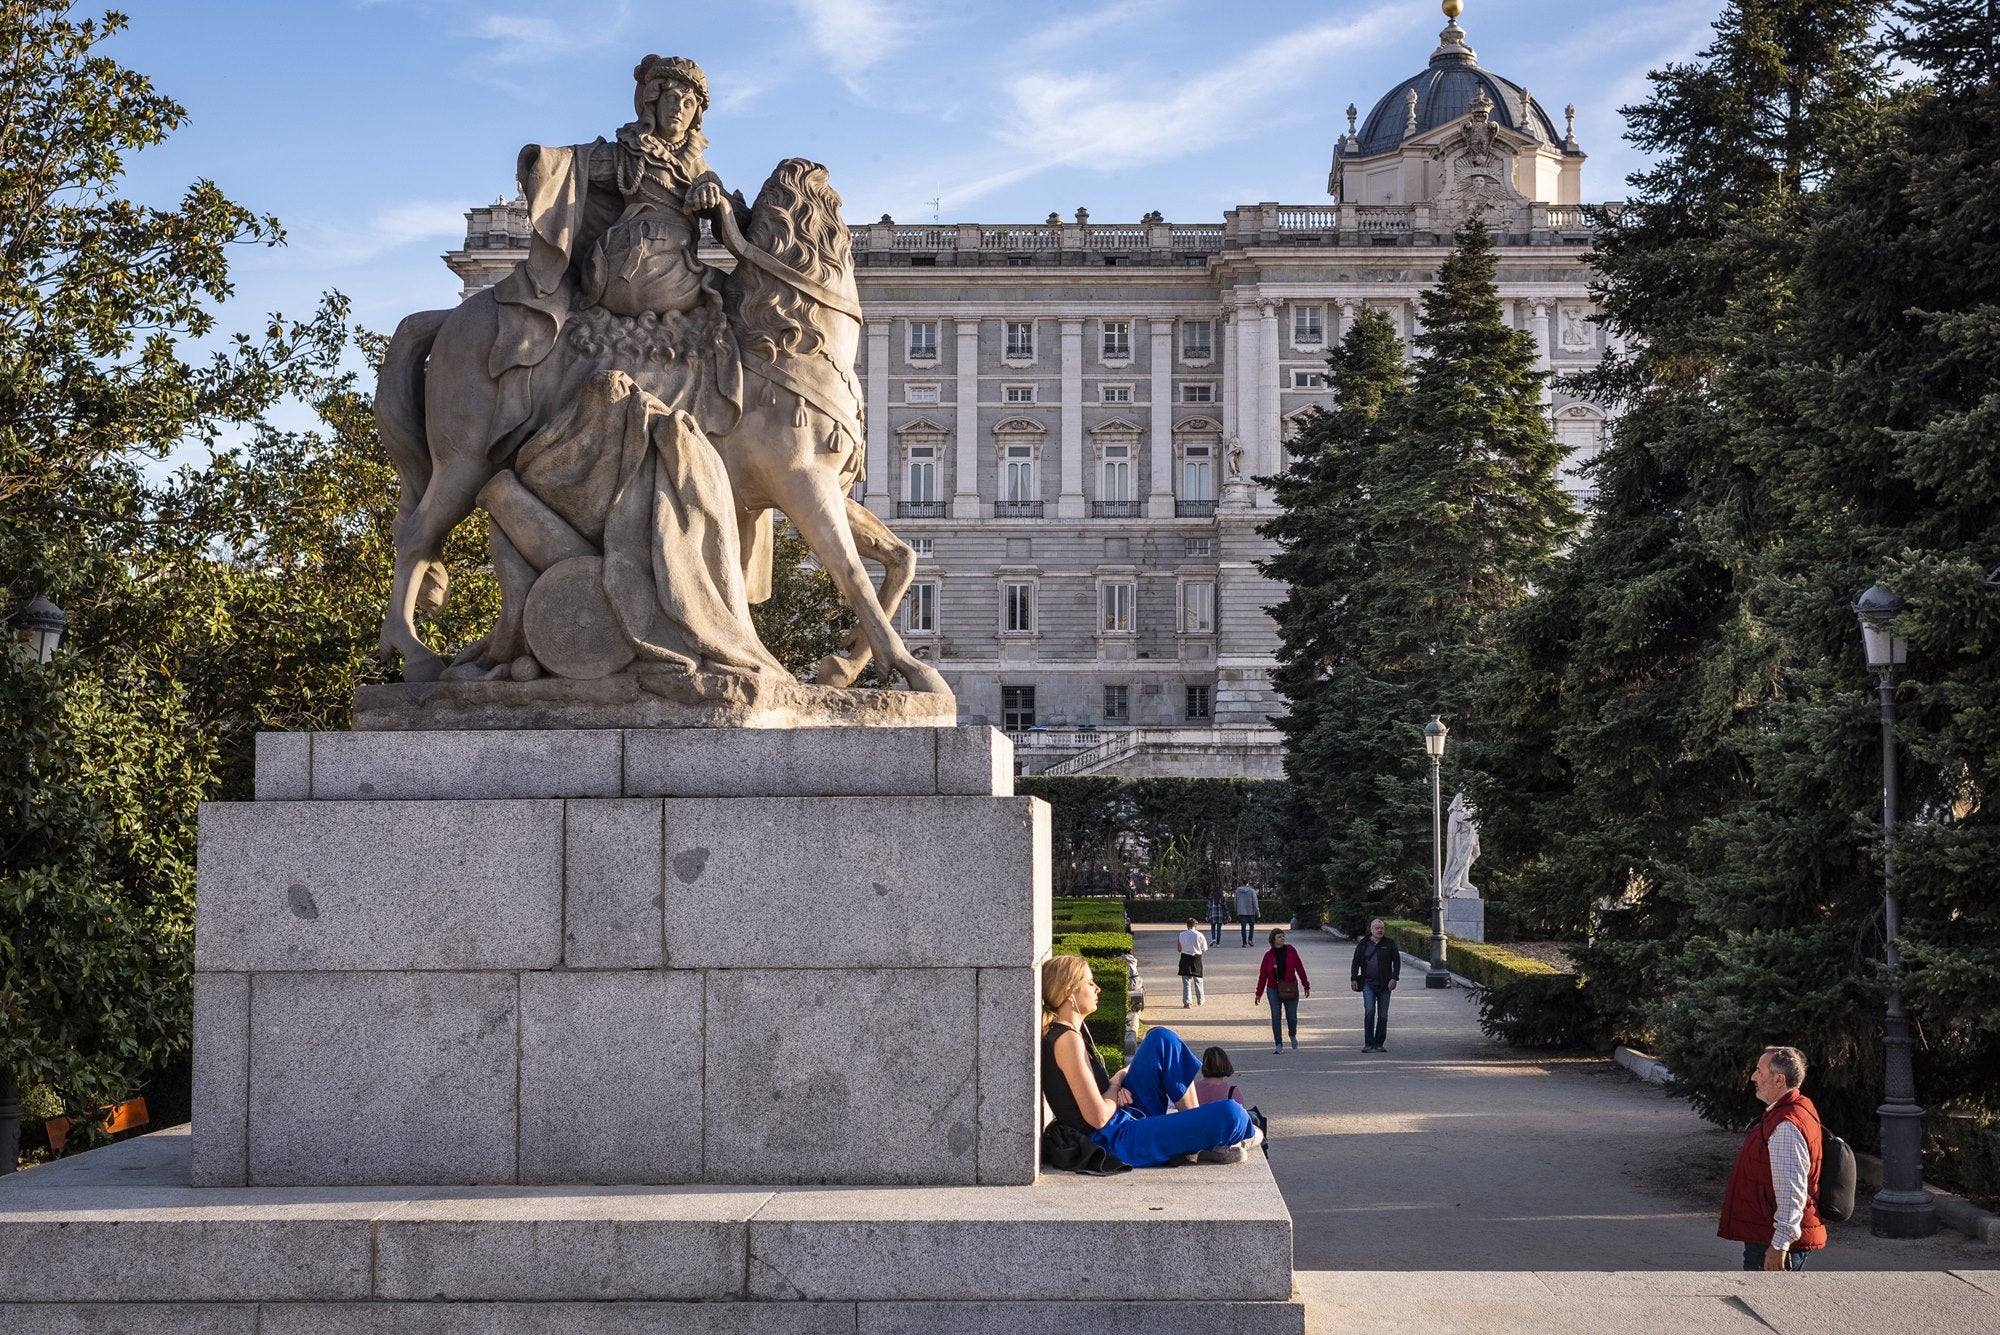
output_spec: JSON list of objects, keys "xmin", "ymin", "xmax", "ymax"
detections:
[
  {"xmin": 1381, "ymin": 918, "xmax": 1599, "ymax": 1049},
  {"xmin": 1123, "ymin": 897, "xmax": 1291, "ymax": 925},
  {"xmin": 1051, "ymin": 901, "xmax": 1135, "ymax": 1049}
]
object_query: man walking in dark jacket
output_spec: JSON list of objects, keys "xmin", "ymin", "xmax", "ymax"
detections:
[{"xmin": 1351, "ymin": 919, "xmax": 1400, "ymax": 1052}]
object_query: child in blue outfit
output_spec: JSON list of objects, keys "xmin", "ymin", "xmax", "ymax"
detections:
[{"xmin": 1039, "ymin": 955, "xmax": 1260, "ymax": 1169}]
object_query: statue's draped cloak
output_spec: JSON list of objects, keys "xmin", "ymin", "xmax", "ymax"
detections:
[{"xmin": 513, "ymin": 375, "xmax": 785, "ymax": 678}]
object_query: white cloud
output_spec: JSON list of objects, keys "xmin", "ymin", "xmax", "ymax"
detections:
[
  {"xmin": 919, "ymin": 2, "xmax": 1408, "ymax": 211},
  {"xmin": 272, "ymin": 200, "xmax": 473, "ymax": 269},
  {"xmin": 470, "ymin": 1, "xmax": 636, "ymax": 65},
  {"xmin": 789, "ymin": 0, "xmax": 917, "ymax": 89}
]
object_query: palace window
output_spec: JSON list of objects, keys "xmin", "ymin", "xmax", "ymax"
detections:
[
  {"xmin": 908, "ymin": 321, "xmax": 938, "ymax": 359},
  {"xmin": 1184, "ymin": 537, "xmax": 1212, "ymax": 557},
  {"xmin": 1005, "ymin": 321, "xmax": 1035, "ymax": 358},
  {"xmin": 910, "ymin": 538, "xmax": 934, "ymax": 557},
  {"xmin": 1181, "ymin": 383, "xmax": 1213, "ymax": 404},
  {"xmin": 1291, "ymin": 370, "xmax": 1328, "ymax": 389},
  {"xmin": 1004, "ymin": 384, "xmax": 1036, "ymax": 403},
  {"xmin": 1101, "ymin": 581, "xmax": 1134, "ymax": 634},
  {"xmin": 1186, "ymin": 684, "xmax": 1212, "ymax": 720},
  {"xmin": 903, "ymin": 580, "xmax": 937, "ymax": 634},
  {"xmin": 1101, "ymin": 443, "xmax": 1131, "ymax": 504},
  {"xmin": 1181, "ymin": 580, "xmax": 1215, "ymax": 633},
  {"xmin": 1182, "ymin": 445, "xmax": 1214, "ymax": 503},
  {"xmin": 1001, "ymin": 685, "xmax": 1036, "ymax": 732},
  {"xmin": 1104, "ymin": 685, "xmax": 1130, "ymax": 722},
  {"xmin": 905, "ymin": 383, "xmax": 940, "ymax": 404},
  {"xmin": 905, "ymin": 445, "xmax": 937, "ymax": 504},
  {"xmin": 1003, "ymin": 444, "xmax": 1037, "ymax": 503},
  {"xmin": 1101, "ymin": 384, "xmax": 1132, "ymax": 404},
  {"xmin": 1102, "ymin": 320, "xmax": 1131, "ymax": 360},
  {"xmin": 1002, "ymin": 582, "xmax": 1036, "ymax": 634},
  {"xmin": 1293, "ymin": 305, "xmax": 1324, "ymax": 345},
  {"xmin": 1182, "ymin": 320, "xmax": 1213, "ymax": 360}
]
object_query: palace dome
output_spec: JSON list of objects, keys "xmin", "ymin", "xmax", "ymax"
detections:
[{"xmin": 1349, "ymin": 16, "xmax": 1563, "ymax": 157}]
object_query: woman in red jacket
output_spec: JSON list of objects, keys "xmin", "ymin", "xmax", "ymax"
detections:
[{"xmin": 1253, "ymin": 928, "xmax": 1311, "ymax": 1054}]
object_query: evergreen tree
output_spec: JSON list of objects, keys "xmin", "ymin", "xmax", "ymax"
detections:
[
  {"xmin": 1482, "ymin": 0, "xmax": 1892, "ymax": 1127},
  {"xmin": 1263, "ymin": 221, "xmax": 1573, "ymax": 928}
]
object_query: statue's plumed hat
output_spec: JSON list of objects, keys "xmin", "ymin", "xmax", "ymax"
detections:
[{"xmin": 635, "ymin": 55, "xmax": 708, "ymax": 108}]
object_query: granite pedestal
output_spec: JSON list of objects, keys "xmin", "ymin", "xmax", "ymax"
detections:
[
  {"xmin": 0, "ymin": 1128, "xmax": 1305, "ymax": 1332},
  {"xmin": 1443, "ymin": 897, "xmax": 1486, "ymax": 943},
  {"xmin": 192, "ymin": 727, "xmax": 1043, "ymax": 1188}
]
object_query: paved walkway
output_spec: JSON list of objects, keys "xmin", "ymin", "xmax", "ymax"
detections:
[{"xmin": 1132, "ymin": 922, "xmax": 1997, "ymax": 1274}]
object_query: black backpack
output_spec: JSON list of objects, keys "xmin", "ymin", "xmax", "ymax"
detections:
[{"xmin": 1759, "ymin": 1104, "xmax": 1856, "ymax": 1224}]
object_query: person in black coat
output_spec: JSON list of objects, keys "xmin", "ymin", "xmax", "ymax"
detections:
[{"xmin": 1350, "ymin": 918, "xmax": 1400, "ymax": 1052}]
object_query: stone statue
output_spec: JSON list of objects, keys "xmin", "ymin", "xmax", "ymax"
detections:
[
  {"xmin": 1560, "ymin": 305, "xmax": 1594, "ymax": 351},
  {"xmin": 1442, "ymin": 792, "xmax": 1481, "ymax": 898},
  {"xmin": 1226, "ymin": 438, "xmax": 1245, "ymax": 480},
  {"xmin": 374, "ymin": 56, "xmax": 948, "ymax": 697}
]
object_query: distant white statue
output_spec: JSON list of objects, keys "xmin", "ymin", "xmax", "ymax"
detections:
[{"xmin": 1442, "ymin": 792, "xmax": 1481, "ymax": 899}]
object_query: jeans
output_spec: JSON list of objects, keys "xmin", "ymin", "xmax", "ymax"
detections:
[
  {"xmin": 1740, "ymin": 1242, "xmax": 1809, "ymax": 1271},
  {"xmin": 1267, "ymin": 992, "xmax": 1299, "ymax": 1046},
  {"xmin": 1180, "ymin": 974, "xmax": 1205, "ymax": 1005},
  {"xmin": 1238, "ymin": 913, "xmax": 1257, "ymax": 945},
  {"xmin": 1362, "ymin": 981, "xmax": 1391, "ymax": 1047},
  {"xmin": 1208, "ymin": 914, "xmax": 1225, "ymax": 945}
]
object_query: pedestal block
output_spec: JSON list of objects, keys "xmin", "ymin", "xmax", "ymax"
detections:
[
  {"xmin": 1442, "ymin": 897, "xmax": 1486, "ymax": 943},
  {"xmin": 193, "ymin": 727, "xmax": 1048, "ymax": 1188}
]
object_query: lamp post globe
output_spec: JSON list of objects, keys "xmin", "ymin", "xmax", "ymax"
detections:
[
  {"xmin": 2, "ymin": 593, "xmax": 65, "ymax": 1174},
  {"xmin": 8, "ymin": 594, "xmax": 67, "ymax": 665},
  {"xmin": 1851, "ymin": 583, "xmax": 1936, "ymax": 1238},
  {"xmin": 1423, "ymin": 717, "xmax": 1449, "ymax": 989}
]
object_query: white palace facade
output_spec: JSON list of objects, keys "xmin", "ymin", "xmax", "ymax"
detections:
[{"xmin": 445, "ymin": 10, "xmax": 1614, "ymax": 777}]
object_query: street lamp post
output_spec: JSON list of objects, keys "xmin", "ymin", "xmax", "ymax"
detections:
[
  {"xmin": 1852, "ymin": 583, "xmax": 1937, "ymax": 1238},
  {"xmin": 1423, "ymin": 717, "xmax": 1449, "ymax": 989},
  {"xmin": 3, "ymin": 594, "xmax": 68, "ymax": 1174}
]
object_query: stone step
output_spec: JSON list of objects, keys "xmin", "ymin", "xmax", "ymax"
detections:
[{"xmin": 0, "ymin": 1129, "xmax": 1302, "ymax": 1329}]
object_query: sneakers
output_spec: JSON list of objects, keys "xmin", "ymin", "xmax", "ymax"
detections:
[
  {"xmin": 1273, "ymin": 1043, "xmax": 1284, "ymax": 1054},
  {"xmin": 1197, "ymin": 1144, "xmax": 1249, "ymax": 1165},
  {"xmin": 1290, "ymin": 1037, "xmax": 1298, "ymax": 1050}
]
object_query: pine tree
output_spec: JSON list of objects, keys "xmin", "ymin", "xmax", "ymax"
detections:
[
  {"xmin": 1263, "ymin": 221, "xmax": 1574, "ymax": 928},
  {"xmin": 1481, "ymin": 0, "xmax": 1892, "ymax": 1127}
]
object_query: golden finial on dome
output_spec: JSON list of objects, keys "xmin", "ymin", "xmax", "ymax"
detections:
[{"xmin": 1443, "ymin": 0, "xmax": 1464, "ymax": 18}]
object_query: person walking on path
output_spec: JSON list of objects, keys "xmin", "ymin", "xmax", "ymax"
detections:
[
  {"xmin": 1253, "ymin": 927, "xmax": 1310, "ymax": 1054},
  {"xmin": 1232, "ymin": 882, "xmax": 1261, "ymax": 946},
  {"xmin": 1176, "ymin": 918, "xmax": 1209, "ymax": 1007},
  {"xmin": 1206, "ymin": 888, "xmax": 1229, "ymax": 945},
  {"xmin": 1718, "ymin": 1046, "xmax": 1825, "ymax": 1272},
  {"xmin": 1350, "ymin": 918, "xmax": 1400, "ymax": 1052}
]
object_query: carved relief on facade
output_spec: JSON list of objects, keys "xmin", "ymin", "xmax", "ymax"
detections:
[
  {"xmin": 1557, "ymin": 303, "xmax": 1596, "ymax": 352},
  {"xmin": 1431, "ymin": 89, "xmax": 1527, "ymax": 231}
]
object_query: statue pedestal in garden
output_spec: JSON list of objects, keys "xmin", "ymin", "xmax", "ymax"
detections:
[{"xmin": 1442, "ymin": 895, "xmax": 1487, "ymax": 943}]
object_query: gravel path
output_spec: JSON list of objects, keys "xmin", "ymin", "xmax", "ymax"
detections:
[{"xmin": 1132, "ymin": 923, "xmax": 1994, "ymax": 1272}]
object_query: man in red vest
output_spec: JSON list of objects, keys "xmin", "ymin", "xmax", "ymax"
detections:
[{"xmin": 1718, "ymin": 1045, "xmax": 1826, "ymax": 1270}]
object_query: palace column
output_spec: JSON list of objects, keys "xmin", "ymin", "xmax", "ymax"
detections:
[
  {"xmin": 1220, "ymin": 306, "xmax": 1241, "ymax": 450},
  {"xmin": 1057, "ymin": 318, "xmax": 1086, "ymax": 519},
  {"xmin": 1258, "ymin": 297, "xmax": 1282, "ymax": 481},
  {"xmin": 950, "ymin": 317, "xmax": 982, "ymax": 518},
  {"xmin": 1146, "ymin": 316, "xmax": 1175, "ymax": 518},
  {"xmin": 864, "ymin": 318, "xmax": 891, "ymax": 516}
]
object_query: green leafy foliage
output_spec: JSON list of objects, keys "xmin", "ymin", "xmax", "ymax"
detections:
[
  {"xmin": 0, "ymin": 5, "xmax": 350, "ymax": 1145},
  {"xmin": 748, "ymin": 518, "xmax": 858, "ymax": 679}
]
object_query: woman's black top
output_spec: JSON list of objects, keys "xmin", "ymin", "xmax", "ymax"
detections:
[{"xmin": 1041, "ymin": 1020, "xmax": 1110, "ymax": 1133}]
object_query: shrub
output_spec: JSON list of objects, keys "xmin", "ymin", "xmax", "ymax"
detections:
[{"xmin": 1381, "ymin": 918, "xmax": 1600, "ymax": 1049}]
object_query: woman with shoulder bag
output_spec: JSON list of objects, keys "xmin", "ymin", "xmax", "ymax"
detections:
[{"xmin": 1253, "ymin": 928, "xmax": 1311, "ymax": 1054}]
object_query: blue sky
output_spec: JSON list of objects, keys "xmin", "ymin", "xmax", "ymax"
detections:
[{"xmin": 110, "ymin": 0, "xmax": 1723, "ymax": 353}]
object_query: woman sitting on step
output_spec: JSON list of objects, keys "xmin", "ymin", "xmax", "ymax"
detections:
[{"xmin": 1040, "ymin": 955, "xmax": 1261, "ymax": 1169}]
